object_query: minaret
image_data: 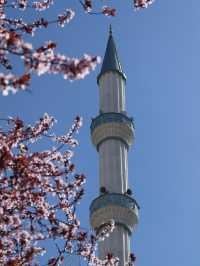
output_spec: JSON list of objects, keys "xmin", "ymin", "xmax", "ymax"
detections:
[{"xmin": 89, "ymin": 27, "xmax": 139, "ymax": 266}]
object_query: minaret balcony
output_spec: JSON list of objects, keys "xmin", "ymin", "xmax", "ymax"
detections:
[
  {"xmin": 90, "ymin": 193, "xmax": 139, "ymax": 235},
  {"xmin": 90, "ymin": 112, "xmax": 134, "ymax": 150}
]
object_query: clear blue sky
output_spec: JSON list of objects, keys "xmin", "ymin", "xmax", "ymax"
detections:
[{"xmin": 1, "ymin": 1, "xmax": 200, "ymax": 265}]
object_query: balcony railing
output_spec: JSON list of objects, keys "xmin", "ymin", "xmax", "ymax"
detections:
[
  {"xmin": 90, "ymin": 193, "xmax": 139, "ymax": 217},
  {"xmin": 90, "ymin": 112, "xmax": 134, "ymax": 133}
]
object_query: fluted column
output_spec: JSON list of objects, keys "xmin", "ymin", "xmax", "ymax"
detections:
[
  {"xmin": 91, "ymin": 114, "xmax": 133, "ymax": 194},
  {"xmin": 99, "ymin": 72, "xmax": 126, "ymax": 113}
]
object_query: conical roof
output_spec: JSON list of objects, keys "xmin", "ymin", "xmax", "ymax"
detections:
[{"xmin": 97, "ymin": 27, "xmax": 126, "ymax": 83}]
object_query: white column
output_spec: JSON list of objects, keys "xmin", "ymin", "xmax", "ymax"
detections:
[
  {"xmin": 99, "ymin": 139, "xmax": 128, "ymax": 193},
  {"xmin": 98, "ymin": 225, "xmax": 130, "ymax": 266},
  {"xmin": 99, "ymin": 72, "xmax": 126, "ymax": 113}
]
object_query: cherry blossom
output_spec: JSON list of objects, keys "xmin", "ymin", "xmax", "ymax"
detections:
[
  {"xmin": 58, "ymin": 9, "xmax": 75, "ymax": 27},
  {"xmin": 32, "ymin": 0, "xmax": 54, "ymax": 11},
  {"xmin": 0, "ymin": 114, "xmax": 123, "ymax": 265},
  {"xmin": 102, "ymin": 6, "xmax": 116, "ymax": 17},
  {"xmin": 0, "ymin": 1, "xmax": 101, "ymax": 95},
  {"xmin": 134, "ymin": 0, "xmax": 154, "ymax": 10},
  {"xmin": 0, "ymin": 0, "xmax": 155, "ymax": 95}
]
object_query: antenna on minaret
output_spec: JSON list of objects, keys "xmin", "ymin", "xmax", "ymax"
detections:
[{"xmin": 109, "ymin": 24, "xmax": 112, "ymax": 35}]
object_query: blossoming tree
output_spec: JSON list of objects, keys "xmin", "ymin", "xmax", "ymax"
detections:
[{"xmin": 0, "ymin": 114, "xmax": 119, "ymax": 265}]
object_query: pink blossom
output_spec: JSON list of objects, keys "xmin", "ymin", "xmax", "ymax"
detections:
[
  {"xmin": 0, "ymin": 115, "xmax": 123, "ymax": 265},
  {"xmin": 58, "ymin": 9, "xmax": 75, "ymax": 27},
  {"xmin": 134, "ymin": 0, "xmax": 154, "ymax": 10}
]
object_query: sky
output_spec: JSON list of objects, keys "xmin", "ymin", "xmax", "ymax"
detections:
[{"xmin": 1, "ymin": 0, "xmax": 200, "ymax": 265}]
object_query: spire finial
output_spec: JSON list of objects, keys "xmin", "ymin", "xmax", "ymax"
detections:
[{"xmin": 109, "ymin": 24, "xmax": 112, "ymax": 36}]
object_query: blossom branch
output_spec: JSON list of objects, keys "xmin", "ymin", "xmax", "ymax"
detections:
[{"xmin": 0, "ymin": 114, "xmax": 123, "ymax": 265}]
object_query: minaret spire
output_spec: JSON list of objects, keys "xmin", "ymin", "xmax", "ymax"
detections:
[
  {"xmin": 97, "ymin": 27, "xmax": 126, "ymax": 84},
  {"xmin": 90, "ymin": 28, "xmax": 139, "ymax": 266}
]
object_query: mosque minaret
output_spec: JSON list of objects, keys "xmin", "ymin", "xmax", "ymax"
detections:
[{"xmin": 89, "ymin": 27, "xmax": 139, "ymax": 266}]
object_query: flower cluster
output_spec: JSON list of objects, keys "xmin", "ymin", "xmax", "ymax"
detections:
[
  {"xmin": 81, "ymin": 0, "xmax": 116, "ymax": 16},
  {"xmin": 58, "ymin": 9, "xmax": 75, "ymax": 27},
  {"xmin": 0, "ymin": 25, "xmax": 100, "ymax": 95},
  {"xmin": 6, "ymin": 0, "xmax": 53, "ymax": 11},
  {"xmin": 102, "ymin": 6, "xmax": 116, "ymax": 17},
  {"xmin": 81, "ymin": 0, "xmax": 154, "ymax": 14},
  {"xmin": 0, "ymin": 114, "xmax": 121, "ymax": 265},
  {"xmin": 0, "ymin": 73, "xmax": 31, "ymax": 95},
  {"xmin": 32, "ymin": 0, "xmax": 54, "ymax": 11},
  {"xmin": 23, "ymin": 40, "xmax": 101, "ymax": 80},
  {"xmin": 134, "ymin": 0, "xmax": 154, "ymax": 10},
  {"xmin": 96, "ymin": 220, "xmax": 115, "ymax": 241},
  {"xmin": 83, "ymin": 0, "xmax": 92, "ymax": 12},
  {"xmin": 0, "ymin": 0, "xmax": 155, "ymax": 95},
  {"xmin": 0, "ymin": 1, "xmax": 100, "ymax": 95},
  {"xmin": 88, "ymin": 253, "xmax": 119, "ymax": 266},
  {"xmin": 14, "ymin": 0, "xmax": 29, "ymax": 10}
]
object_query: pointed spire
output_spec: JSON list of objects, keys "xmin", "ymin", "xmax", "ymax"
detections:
[{"xmin": 97, "ymin": 26, "xmax": 126, "ymax": 83}]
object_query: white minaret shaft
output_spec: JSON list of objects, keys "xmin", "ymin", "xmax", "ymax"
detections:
[
  {"xmin": 90, "ymin": 28, "xmax": 139, "ymax": 266},
  {"xmin": 99, "ymin": 71, "xmax": 126, "ymax": 113},
  {"xmin": 99, "ymin": 71, "xmax": 128, "ymax": 194}
]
